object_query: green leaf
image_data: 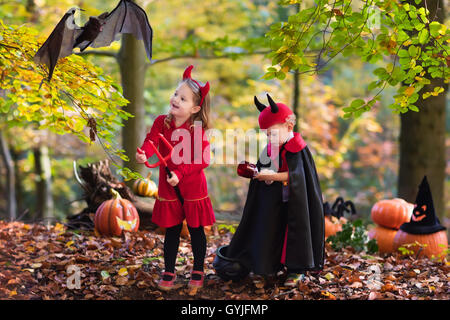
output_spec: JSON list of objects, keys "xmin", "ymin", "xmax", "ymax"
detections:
[
  {"xmin": 408, "ymin": 45, "xmax": 417, "ymax": 57},
  {"xmin": 396, "ymin": 30, "xmax": 409, "ymax": 42},
  {"xmin": 368, "ymin": 80, "xmax": 381, "ymax": 91},
  {"xmin": 398, "ymin": 49, "xmax": 409, "ymax": 57},
  {"xmin": 373, "ymin": 67, "xmax": 387, "ymax": 77},
  {"xmin": 408, "ymin": 104, "xmax": 419, "ymax": 112},
  {"xmin": 342, "ymin": 107, "xmax": 353, "ymax": 112},
  {"xmin": 408, "ymin": 92, "xmax": 419, "ymax": 103},
  {"xmin": 342, "ymin": 113, "xmax": 353, "ymax": 119},
  {"xmin": 275, "ymin": 71, "xmax": 286, "ymax": 80},
  {"xmin": 408, "ymin": 10, "xmax": 417, "ymax": 19},
  {"xmin": 261, "ymin": 72, "xmax": 275, "ymax": 80},
  {"xmin": 350, "ymin": 99, "xmax": 365, "ymax": 109},
  {"xmin": 100, "ymin": 270, "xmax": 110, "ymax": 279},
  {"xmin": 429, "ymin": 21, "xmax": 442, "ymax": 37},
  {"xmin": 367, "ymin": 239, "xmax": 379, "ymax": 254},
  {"xmin": 142, "ymin": 257, "xmax": 160, "ymax": 264},
  {"xmin": 418, "ymin": 28, "xmax": 429, "ymax": 44}
]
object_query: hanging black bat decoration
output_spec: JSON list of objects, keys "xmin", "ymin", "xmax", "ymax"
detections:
[
  {"xmin": 34, "ymin": 0, "xmax": 153, "ymax": 82},
  {"xmin": 33, "ymin": 7, "xmax": 82, "ymax": 82},
  {"xmin": 73, "ymin": 0, "xmax": 153, "ymax": 58}
]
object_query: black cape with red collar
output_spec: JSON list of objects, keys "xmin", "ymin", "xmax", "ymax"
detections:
[{"xmin": 226, "ymin": 132, "xmax": 325, "ymax": 275}]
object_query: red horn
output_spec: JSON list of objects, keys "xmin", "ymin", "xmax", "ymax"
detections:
[{"xmin": 183, "ymin": 65, "xmax": 194, "ymax": 80}]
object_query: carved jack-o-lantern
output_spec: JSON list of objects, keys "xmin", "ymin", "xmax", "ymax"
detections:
[
  {"xmin": 395, "ymin": 176, "xmax": 448, "ymax": 260},
  {"xmin": 94, "ymin": 189, "xmax": 140, "ymax": 236},
  {"xmin": 411, "ymin": 204, "xmax": 427, "ymax": 222}
]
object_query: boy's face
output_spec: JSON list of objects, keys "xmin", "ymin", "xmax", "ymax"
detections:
[
  {"xmin": 266, "ymin": 122, "xmax": 293, "ymax": 146},
  {"xmin": 169, "ymin": 82, "xmax": 201, "ymax": 118}
]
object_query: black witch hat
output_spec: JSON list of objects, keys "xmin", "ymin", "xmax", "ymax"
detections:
[{"xmin": 399, "ymin": 176, "xmax": 446, "ymax": 235}]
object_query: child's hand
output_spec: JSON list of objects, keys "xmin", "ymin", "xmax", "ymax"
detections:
[
  {"xmin": 136, "ymin": 148, "xmax": 147, "ymax": 164},
  {"xmin": 167, "ymin": 171, "xmax": 179, "ymax": 186},
  {"xmin": 254, "ymin": 169, "xmax": 276, "ymax": 182}
]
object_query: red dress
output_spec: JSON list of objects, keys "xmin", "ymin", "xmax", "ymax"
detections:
[{"xmin": 139, "ymin": 115, "xmax": 215, "ymax": 228}]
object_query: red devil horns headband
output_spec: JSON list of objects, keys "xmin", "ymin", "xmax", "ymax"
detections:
[{"xmin": 182, "ymin": 65, "xmax": 210, "ymax": 107}]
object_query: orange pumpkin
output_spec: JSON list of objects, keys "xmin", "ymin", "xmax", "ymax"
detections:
[
  {"xmin": 94, "ymin": 189, "xmax": 140, "ymax": 236},
  {"xmin": 371, "ymin": 198, "xmax": 413, "ymax": 229},
  {"xmin": 368, "ymin": 226, "xmax": 398, "ymax": 253},
  {"xmin": 325, "ymin": 215, "xmax": 347, "ymax": 238},
  {"xmin": 133, "ymin": 172, "xmax": 158, "ymax": 198},
  {"xmin": 393, "ymin": 229, "xmax": 448, "ymax": 260}
]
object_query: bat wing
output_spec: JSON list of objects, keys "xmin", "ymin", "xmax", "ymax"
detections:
[
  {"xmin": 90, "ymin": 0, "xmax": 153, "ymax": 60},
  {"xmin": 34, "ymin": 12, "xmax": 81, "ymax": 81}
]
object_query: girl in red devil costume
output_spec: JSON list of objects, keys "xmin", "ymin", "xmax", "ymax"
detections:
[{"xmin": 136, "ymin": 65, "xmax": 215, "ymax": 290}]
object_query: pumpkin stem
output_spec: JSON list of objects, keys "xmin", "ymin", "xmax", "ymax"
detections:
[
  {"xmin": 146, "ymin": 172, "xmax": 152, "ymax": 179},
  {"xmin": 110, "ymin": 188, "xmax": 122, "ymax": 199}
]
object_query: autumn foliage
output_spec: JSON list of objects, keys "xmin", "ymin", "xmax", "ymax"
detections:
[{"xmin": 0, "ymin": 221, "xmax": 448, "ymax": 300}]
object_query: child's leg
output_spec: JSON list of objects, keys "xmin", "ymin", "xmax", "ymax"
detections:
[
  {"xmin": 187, "ymin": 225, "xmax": 206, "ymax": 280},
  {"xmin": 163, "ymin": 223, "xmax": 183, "ymax": 280}
]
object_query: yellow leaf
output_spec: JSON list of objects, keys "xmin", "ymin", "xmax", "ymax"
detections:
[
  {"xmin": 324, "ymin": 272, "xmax": 335, "ymax": 281},
  {"xmin": 118, "ymin": 267, "xmax": 128, "ymax": 276},
  {"xmin": 65, "ymin": 240, "xmax": 74, "ymax": 247},
  {"xmin": 54, "ymin": 223, "xmax": 65, "ymax": 233},
  {"xmin": 9, "ymin": 290, "xmax": 17, "ymax": 297}
]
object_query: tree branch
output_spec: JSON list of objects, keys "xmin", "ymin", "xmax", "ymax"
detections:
[
  {"xmin": 0, "ymin": 42, "xmax": 21, "ymax": 50},
  {"xmin": 76, "ymin": 50, "xmax": 118, "ymax": 59},
  {"xmin": 147, "ymin": 50, "xmax": 271, "ymax": 67},
  {"xmin": 76, "ymin": 49, "xmax": 271, "ymax": 66}
]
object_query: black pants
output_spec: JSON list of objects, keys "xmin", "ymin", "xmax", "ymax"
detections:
[{"xmin": 163, "ymin": 223, "xmax": 206, "ymax": 273}]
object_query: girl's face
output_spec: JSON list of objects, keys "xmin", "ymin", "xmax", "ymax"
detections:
[{"xmin": 169, "ymin": 82, "xmax": 201, "ymax": 119}]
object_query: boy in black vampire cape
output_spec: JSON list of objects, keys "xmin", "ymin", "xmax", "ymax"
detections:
[{"xmin": 214, "ymin": 94, "xmax": 324, "ymax": 286}]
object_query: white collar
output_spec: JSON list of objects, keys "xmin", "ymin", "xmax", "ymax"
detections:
[{"xmin": 285, "ymin": 131, "xmax": 294, "ymax": 143}]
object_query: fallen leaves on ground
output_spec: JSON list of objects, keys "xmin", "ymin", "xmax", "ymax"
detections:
[{"xmin": 0, "ymin": 220, "xmax": 448, "ymax": 300}]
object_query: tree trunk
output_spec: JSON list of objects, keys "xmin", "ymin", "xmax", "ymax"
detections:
[
  {"xmin": 117, "ymin": 27, "xmax": 148, "ymax": 187},
  {"xmin": 33, "ymin": 145, "xmax": 54, "ymax": 220},
  {"xmin": 11, "ymin": 148, "xmax": 24, "ymax": 219},
  {"xmin": 292, "ymin": 3, "xmax": 301, "ymax": 132},
  {"xmin": 398, "ymin": 0, "xmax": 447, "ymax": 219},
  {"xmin": 293, "ymin": 70, "xmax": 300, "ymax": 132},
  {"xmin": 0, "ymin": 132, "xmax": 16, "ymax": 221}
]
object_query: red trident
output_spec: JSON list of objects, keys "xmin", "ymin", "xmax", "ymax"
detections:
[
  {"xmin": 137, "ymin": 133, "xmax": 184, "ymax": 204},
  {"xmin": 137, "ymin": 133, "xmax": 173, "ymax": 169}
]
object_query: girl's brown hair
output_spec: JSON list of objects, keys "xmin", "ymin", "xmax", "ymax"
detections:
[{"xmin": 164, "ymin": 78, "xmax": 211, "ymax": 131}]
